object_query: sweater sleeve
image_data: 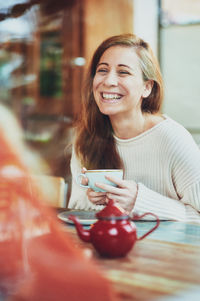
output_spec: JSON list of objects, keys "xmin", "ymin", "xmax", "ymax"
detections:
[
  {"xmin": 133, "ymin": 182, "xmax": 200, "ymax": 223},
  {"xmin": 133, "ymin": 121, "xmax": 200, "ymax": 223},
  {"xmin": 68, "ymin": 146, "xmax": 104, "ymax": 211}
]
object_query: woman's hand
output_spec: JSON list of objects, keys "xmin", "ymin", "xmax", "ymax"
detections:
[
  {"xmin": 79, "ymin": 167, "xmax": 88, "ymax": 187},
  {"xmin": 86, "ymin": 189, "xmax": 108, "ymax": 206},
  {"xmin": 81, "ymin": 167, "xmax": 108, "ymax": 205},
  {"xmin": 95, "ymin": 176, "xmax": 138, "ymax": 213}
]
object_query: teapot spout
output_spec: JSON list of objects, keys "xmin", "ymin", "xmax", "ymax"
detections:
[{"xmin": 68, "ymin": 215, "xmax": 91, "ymax": 243}]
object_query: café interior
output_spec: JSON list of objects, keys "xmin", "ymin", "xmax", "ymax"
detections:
[
  {"xmin": 0, "ymin": 0, "xmax": 200, "ymax": 200},
  {"xmin": 1, "ymin": 1, "xmax": 200, "ymax": 300}
]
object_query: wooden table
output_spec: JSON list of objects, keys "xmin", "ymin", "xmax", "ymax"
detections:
[{"xmin": 62, "ymin": 220, "xmax": 200, "ymax": 301}]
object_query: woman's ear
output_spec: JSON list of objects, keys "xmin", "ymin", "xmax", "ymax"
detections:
[{"xmin": 142, "ymin": 80, "xmax": 154, "ymax": 98}]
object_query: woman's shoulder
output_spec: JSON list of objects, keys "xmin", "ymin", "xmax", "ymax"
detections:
[
  {"xmin": 159, "ymin": 115, "xmax": 196, "ymax": 143},
  {"xmin": 159, "ymin": 115, "xmax": 200, "ymax": 158},
  {"xmin": 115, "ymin": 114, "xmax": 198, "ymax": 152}
]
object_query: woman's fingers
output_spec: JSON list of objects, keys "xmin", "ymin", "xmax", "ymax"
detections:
[
  {"xmin": 87, "ymin": 188, "xmax": 106, "ymax": 197},
  {"xmin": 80, "ymin": 167, "xmax": 88, "ymax": 185},
  {"xmin": 81, "ymin": 167, "xmax": 87, "ymax": 173},
  {"xmin": 105, "ymin": 175, "xmax": 126, "ymax": 188},
  {"xmin": 90, "ymin": 196, "xmax": 105, "ymax": 202},
  {"xmin": 86, "ymin": 176, "xmax": 138, "ymax": 211},
  {"xmin": 95, "ymin": 176, "xmax": 128, "ymax": 194},
  {"xmin": 94, "ymin": 179, "xmax": 138, "ymax": 212},
  {"xmin": 87, "ymin": 188, "xmax": 107, "ymax": 204},
  {"xmin": 94, "ymin": 197, "xmax": 107, "ymax": 205},
  {"xmin": 81, "ymin": 177, "xmax": 88, "ymax": 186},
  {"xmin": 96, "ymin": 179, "xmax": 137, "ymax": 195},
  {"xmin": 89, "ymin": 195, "xmax": 107, "ymax": 205},
  {"xmin": 95, "ymin": 182, "xmax": 123, "ymax": 195},
  {"xmin": 106, "ymin": 193, "xmax": 124, "ymax": 202}
]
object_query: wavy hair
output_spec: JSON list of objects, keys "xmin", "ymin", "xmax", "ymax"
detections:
[{"xmin": 74, "ymin": 33, "xmax": 163, "ymax": 169}]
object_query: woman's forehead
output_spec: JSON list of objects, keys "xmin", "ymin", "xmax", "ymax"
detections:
[{"xmin": 98, "ymin": 46, "xmax": 140, "ymax": 68}]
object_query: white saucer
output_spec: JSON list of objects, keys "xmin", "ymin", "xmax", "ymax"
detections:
[{"xmin": 57, "ymin": 210, "xmax": 98, "ymax": 225}]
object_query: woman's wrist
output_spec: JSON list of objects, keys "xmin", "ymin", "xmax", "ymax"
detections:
[{"xmin": 127, "ymin": 183, "xmax": 138, "ymax": 213}]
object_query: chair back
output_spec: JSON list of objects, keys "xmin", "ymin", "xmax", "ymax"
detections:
[{"xmin": 30, "ymin": 175, "xmax": 67, "ymax": 208}]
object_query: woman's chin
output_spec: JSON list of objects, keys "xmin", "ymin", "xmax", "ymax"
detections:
[
  {"xmin": 98, "ymin": 104, "xmax": 122, "ymax": 116},
  {"xmin": 100, "ymin": 108, "xmax": 119, "ymax": 116}
]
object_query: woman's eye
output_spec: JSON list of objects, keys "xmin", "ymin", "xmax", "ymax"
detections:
[
  {"xmin": 96, "ymin": 68, "xmax": 108, "ymax": 73},
  {"xmin": 118, "ymin": 70, "xmax": 130, "ymax": 75}
]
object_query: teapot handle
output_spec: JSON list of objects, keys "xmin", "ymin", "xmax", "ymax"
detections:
[{"xmin": 132, "ymin": 212, "xmax": 160, "ymax": 240}]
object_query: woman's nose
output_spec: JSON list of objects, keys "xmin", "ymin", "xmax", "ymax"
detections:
[{"xmin": 103, "ymin": 71, "xmax": 118, "ymax": 86}]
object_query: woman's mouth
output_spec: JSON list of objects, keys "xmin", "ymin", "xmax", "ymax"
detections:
[{"xmin": 101, "ymin": 92, "xmax": 123, "ymax": 103}]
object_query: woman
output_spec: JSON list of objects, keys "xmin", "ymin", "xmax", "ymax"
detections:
[{"xmin": 68, "ymin": 33, "xmax": 200, "ymax": 222}]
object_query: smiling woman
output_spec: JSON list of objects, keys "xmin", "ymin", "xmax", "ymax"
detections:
[
  {"xmin": 68, "ymin": 33, "xmax": 200, "ymax": 224},
  {"xmin": 92, "ymin": 46, "xmax": 153, "ymax": 121},
  {"xmin": 74, "ymin": 34, "xmax": 163, "ymax": 171}
]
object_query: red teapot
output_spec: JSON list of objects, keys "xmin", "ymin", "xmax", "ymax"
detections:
[{"xmin": 69, "ymin": 199, "xmax": 160, "ymax": 258}]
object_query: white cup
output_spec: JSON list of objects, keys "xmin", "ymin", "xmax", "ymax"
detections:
[{"xmin": 76, "ymin": 169, "xmax": 123, "ymax": 192}]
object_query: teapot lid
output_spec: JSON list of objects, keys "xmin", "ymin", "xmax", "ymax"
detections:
[{"xmin": 96, "ymin": 199, "xmax": 129, "ymax": 219}]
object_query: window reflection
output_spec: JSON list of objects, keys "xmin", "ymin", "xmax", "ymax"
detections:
[
  {"xmin": 0, "ymin": 0, "xmax": 134, "ymax": 190},
  {"xmin": 39, "ymin": 32, "xmax": 62, "ymax": 98}
]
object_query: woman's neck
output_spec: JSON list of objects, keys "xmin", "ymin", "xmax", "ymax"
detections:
[{"xmin": 110, "ymin": 112, "xmax": 163, "ymax": 139}]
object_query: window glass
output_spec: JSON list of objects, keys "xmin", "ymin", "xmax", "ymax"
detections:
[
  {"xmin": 160, "ymin": 0, "xmax": 200, "ymax": 144},
  {"xmin": 0, "ymin": 0, "xmax": 134, "ymax": 182}
]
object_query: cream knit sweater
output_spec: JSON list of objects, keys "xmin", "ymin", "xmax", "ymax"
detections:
[{"xmin": 68, "ymin": 116, "xmax": 200, "ymax": 223}]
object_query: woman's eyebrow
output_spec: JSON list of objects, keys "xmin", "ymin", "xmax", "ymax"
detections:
[
  {"xmin": 118, "ymin": 64, "xmax": 134, "ymax": 70},
  {"xmin": 97, "ymin": 62, "xmax": 108, "ymax": 67}
]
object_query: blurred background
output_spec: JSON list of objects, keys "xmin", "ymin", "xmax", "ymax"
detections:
[{"xmin": 0, "ymin": 0, "xmax": 200, "ymax": 199}]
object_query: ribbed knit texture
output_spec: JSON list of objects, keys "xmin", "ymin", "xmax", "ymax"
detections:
[{"xmin": 68, "ymin": 116, "xmax": 200, "ymax": 223}]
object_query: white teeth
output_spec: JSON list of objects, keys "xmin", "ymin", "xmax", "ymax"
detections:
[{"xmin": 102, "ymin": 93, "xmax": 121, "ymax": 99}]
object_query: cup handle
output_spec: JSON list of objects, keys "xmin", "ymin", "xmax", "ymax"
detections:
[
  {"xmin": 76, "ymin": 173, "xmax": 90, "ymax": 188},
  {"xmin": 132, "ymin": 212, "xmax": 160, "ymax": 240}
]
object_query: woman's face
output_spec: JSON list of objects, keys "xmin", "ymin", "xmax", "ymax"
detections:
[{"xmin": 92, "ymin": 46, "xmax": 152, "ymax": 118}]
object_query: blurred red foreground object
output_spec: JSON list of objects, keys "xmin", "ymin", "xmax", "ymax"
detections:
[{"xmin": 0, "ymin": 114, "xmax": 117, "ymax": 301}]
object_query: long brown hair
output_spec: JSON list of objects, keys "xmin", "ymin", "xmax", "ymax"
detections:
[{"xmin": 74, "ymin": 33, "xmax": 164, "ymax": 169}]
